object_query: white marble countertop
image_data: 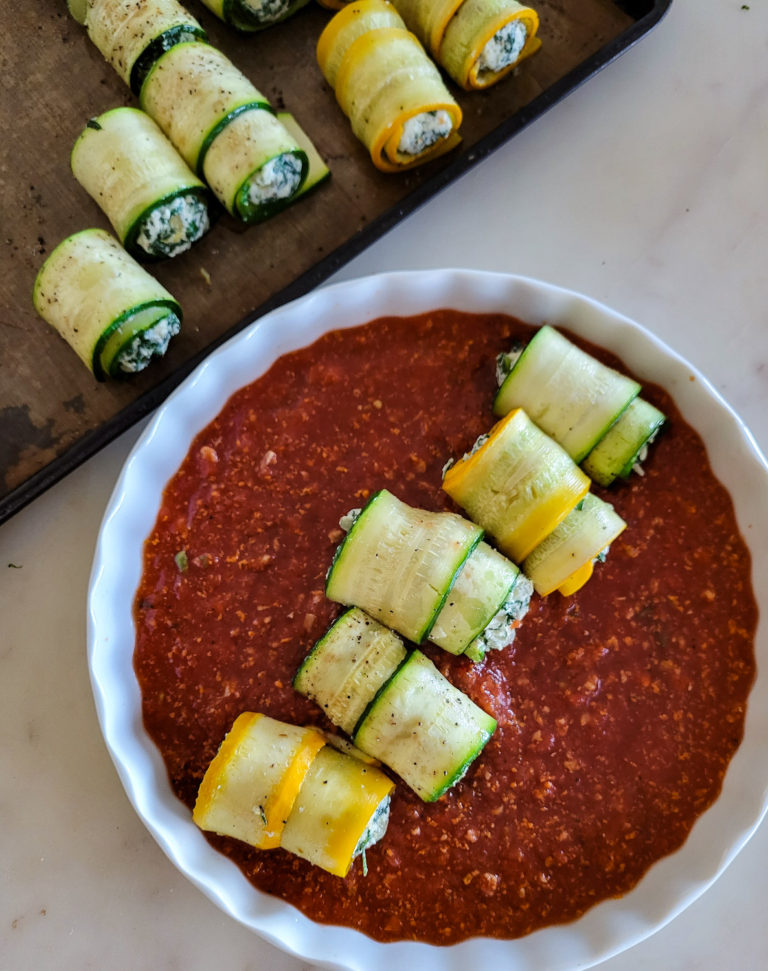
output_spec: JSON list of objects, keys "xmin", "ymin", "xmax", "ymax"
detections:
[{"xmin": 2, "ymin": 1, "xmax": 767, "ymax": 968}]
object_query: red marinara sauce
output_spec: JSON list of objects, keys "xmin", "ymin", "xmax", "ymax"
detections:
[{"xmin": 134, "ymin": 311, "xmax": 756, "ymax": 944}]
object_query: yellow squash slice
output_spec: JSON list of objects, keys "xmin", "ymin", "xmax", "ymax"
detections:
[
  {"xmin": 280, "ymin": 746, "xmax": 394, "ymax": 877},
  {"xmin": 442, "ymin": 408, "xmax": 590, "ymax": 562},
  {"xmin": 193, "ymin": 712, "xmax": 325, "ymax": 849}
]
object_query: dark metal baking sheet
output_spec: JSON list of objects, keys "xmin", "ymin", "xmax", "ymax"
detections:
[{"xmin": 0, "ymin": 0, "xmax": 672, "ymax": 526}]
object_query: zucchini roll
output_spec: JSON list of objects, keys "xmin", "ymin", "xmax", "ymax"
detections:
[
  {"xmin": 443, "ymin": 409, "xmax": 591, "ymax": 563},
  {"xmin": 392, "ymin": 0, "xmax": 540, "ymax": 89},
  {"xmin": 193, "ymin": 712, "xmax": 394, "ymax": 876},
  {"xmin": 326, "ymin": 489, "xmax": 483, "ymax": 644},
  {"xmin": 317, "ymin": 0, "xmax": 462, "ymax": 172},
  {"xmin": 494, "ymin": 325, "xmax": 642, "ymax": 464},
  {"xmin": 582, "ymin": 397, "xmax": 666, "ymax": 486},
  {"xmin": 294, "ymin": 608, "xmax": 407, "ymax": 734},
  {"xmin": 295, "ymin": 622, "xmax": 497, "ymax": 801},
  {"xmin": 32, "ymin": 228, "xmax": 182, "ymax": 380},
  {"xmin": 353, "ymin": 650, "xmax": 497, "ymax": 801},
  {"xmin": 70, "ymin": 0, "xmax": 208, "ymax": 95},
  {"xmin": 522, "ymin": 493, "xmax": 627, "ymax": 596},
  {"xmin": 141, "ymin": 42, "xmax": 309, "ymax": 222},
  {"xmin": 429, "ymin": 541, "xmax": 533, "ymax": 662},
  {"xmin": 71, "ymin": 108, "xmax": 210, "ymax": 260},
  {"xmin": 199, "ymin": 0, "xmax": 311, "ymax": 32}
]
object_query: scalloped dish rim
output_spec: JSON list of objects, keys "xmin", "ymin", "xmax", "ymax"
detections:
[{"xmin": 87, "ymin": 269, "xmax": 768, "ymax": 971}]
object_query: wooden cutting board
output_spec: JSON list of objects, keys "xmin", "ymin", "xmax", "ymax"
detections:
[{"xmin": 0, "ymin": 0, "xmax": 659, "ymax": 523}]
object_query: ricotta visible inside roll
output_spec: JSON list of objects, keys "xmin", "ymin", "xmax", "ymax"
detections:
[
  {"xmin": 469, "ymin": 572, "xmax": 533, "ymax": 656},
  {"xmin": 246, "ymin": 153, "xmax": 304, "ymax": 206},
  {"xmin": 116, "ymin": 311, "xmax": 181, "ymax": 372},
  {"xmin": 398, "ymin": 109, "xmax": 453, "ymax": 156},
  {"xmin": 135, "ymin": 193, "xmax": 210, "ymax": 258},
  {"xmin": 240, "ymin": 0, "xmax": 292, "ymax": 22},
  {"xmin": 476, "ymin": 19, "xmax": 527, "ymax": 77}
]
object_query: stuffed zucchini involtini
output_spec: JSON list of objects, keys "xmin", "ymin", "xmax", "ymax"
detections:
[
  {"xmin": 199, "ymin": 0, "xmax": 311, "ymax": 32},
  {"xmin": 326, "ymin": 489, "xmax": 531, "ymax": 658},
  {"xmin": 71, "ymin": 108, "xmax": 210, "ymax": 260},
  {"xmin": 70, "ymin": 0, "xmax": 208, "ymax": 95},
  {"xmin": 495, "ymin": 325, "xmax": 666, "ymax": 482},
  {"xmin": 317, "ymin": 0, "xmax": 462, "ymax": 172},
  {"xmin": 295, "ymin": 614, "xmax": 497, "ymax": 801},
  {"xmin": 443, "ymin": 409, "xmax": 591, "ymax": 563},
  {"xmin": 141, "ymin": 42, "xmax": 309, "ymax": 222},
  {"xmin": 392, "ymin": 0, "xmax": 540, "ymax": 89},
  {"xmin": 193, "ymin": 712, "xmax": 394, "ymax": 877},
  {"xmin": 32, "ymin": 228, "xmax": 182, "ymax": 380}
]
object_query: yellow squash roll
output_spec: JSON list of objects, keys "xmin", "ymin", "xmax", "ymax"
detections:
[
  {"xmin": 392, "ymin": 0, "xmax": 540, "ymax": 90},
  {"xmin": 193, "ymin": 712, "xmax": 394, "ymax": 876},
  {"xmin": 317, "ymin": 0, "xmax": 462, "ymax": 173}
]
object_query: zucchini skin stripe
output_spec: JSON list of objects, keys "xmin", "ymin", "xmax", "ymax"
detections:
[
  {"xmin": 196, "ymin": 101, "xmax": 274, "ymax": 178},
  {"xmin": 129, "ymin": 24, "xmax": 208, "ymax": 96}
]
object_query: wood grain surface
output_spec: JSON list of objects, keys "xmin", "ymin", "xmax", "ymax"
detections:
[{"xmin": 0, "ymin": 0, "xmax": 641, "ymax": 520}]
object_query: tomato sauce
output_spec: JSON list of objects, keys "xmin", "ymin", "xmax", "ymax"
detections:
[{"xmin": 133, "ymin": 311, "xmax": 756, "ymax": 943}]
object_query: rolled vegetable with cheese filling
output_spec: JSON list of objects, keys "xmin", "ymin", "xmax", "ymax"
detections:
[
  {"xmin": 71, "ymin": 107, "xmax": 210, "ymax": 261},
  {"xmin": 522, "ymin": 493, "xmax": 627, "ymax": 596},
  {"xmin": 295, "ymin": 621, "xmax": 497, "ymax": 801},
  {"xmin": 494, "ymin": 325, "xmax": 642, "ymax": 463},
  {"xmin": 199, "ymin": 0, "xmax": 311, "ymax": 31},
  {"xmin": 33, "ymin": 228, "xmax": 182, "ymax": 380},
  {"xmin": 317, "ymin": 0, "xmax": 462, "ymax": 172},
  {"xmin": 443, "ymin": 408, "xmax": 591, "ymax": 563},
  {"xmin": 392, "ymin": 0, "xmax": 540, "ymax": 89},
  {"xmin": 193, "ymin": 712, "xmax": 394, "ymax": 876},
  {"xmin": 326, "ymin": 489, "xmax": 483, "ymax": 645},
  {"xmin": 69, "ymin": 0, "xmax": 208, "ymax": 95},
  {"xmin": 141, "ymin": 42, "xmax": 309, "ymax": 222},
  {"xmin": 581, "ymin": 397, "xmax": 666, "ymax": 486}
]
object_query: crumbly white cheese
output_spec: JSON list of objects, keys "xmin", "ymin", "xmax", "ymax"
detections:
[
  {"xmin": 469, "ymin": 573, "xmax": 534, "ymax": 656},
  {"xmin": 117, "ymin": 312, "xmax": 181, "ymax": 373},
  {"xmin": 136, "ymin": 193, "xmax": 209, "ymax": 258},
  {"xmin": 477, "ymin": 20, "xmax": 528, "ymax": 77},
  {"xmin": 339, "ymin": 508, "xmax": 362, "ymax": 532},
  {"xmin": 398, "ymin": 110, "xmax": 453, "ymax": 156},
  {"xmin": 632, "ymin": 426, "xmax": 662, "ymax": 476},
  {"xmin": 496, "ymin": 345, "xmax": 524, "ymax": 386},
  {"xmin": 353, "ymin": 795, "xmax": 391, "ymax": 859},
  {"xmin": 241, "ymin": 0, "xmax": 290, "ymax": 22},
  {"xmin": 247, "ymin": 153, "xmax": 303, "ymax": 206}
]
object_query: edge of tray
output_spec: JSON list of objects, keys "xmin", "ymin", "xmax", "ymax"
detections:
[{"xmin": 0, "ymin": 0, "xmax": 673, "ymax": 528}]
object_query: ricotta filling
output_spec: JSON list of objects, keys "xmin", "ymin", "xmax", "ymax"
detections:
[
  {"xmin": 353, "ymin": 796, "xmax": 391, "ymax": 864},
  {"xmin": 496, "ymin": 343, "xmax": 525, "ymax": 386},
  {"xmin": 632, "ymin": 426, "xmax": 662, "ymax": 476},
  {"xmin": 241, "ymin": 0, "xmax": 291, "ymax": 22},
  {"xmin": 247, "ymin": 153, "xmax": 303, "ymax": 206},
  {"xmin": 136, "ymin": 194, "xmax": 209, "ymax": 258},
  {"xmin": 116, "ymin": 312, "xmax": 181, "ymax": 373},
  {"xmin": 477, "ymin": 20, "xmax": 528, "ymax": 77},
  {"xmin": 398, "ymin": 110, "xmax": 453, "ymax": 157},
  {"xmin": 469, "ymin": 573, "xmax": 534, "ymax": 657}
]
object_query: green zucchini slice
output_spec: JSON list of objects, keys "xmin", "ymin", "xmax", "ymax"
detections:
[
  {"xmin": 522, "ymin": 493, "xmax": 627, "ymax": 597},
  {"xmin": 429, "ymin": 541, "xmax": 532, "ymax": 658},
  {"xmin": 293, "ymin": 608, "xmax": 407, "ymax": 735},
  {"xmin": 71, "ymin": 107, "xmax": 210, "ymax": 261},
  {"xmin": 326, "ymin": 490, "xmax": 483, "ymax": 644},
  {"xmin": 581, "ymin": 397, "xmax": 666, "ymax": 486},
  {"xmin": 201, "ymin": 108, "xmax": 308, "ymax": 223},
  {"xmin": 81, "ymin": 0, "xmax": 208, "ymax": 95},
  {"xmin": 200, "ymin": 0, "xmax": 311, "ymax": 32},
  {"xmin": 276, "ymin": 112, "xmax": 331, "ymax": 198},
  {"xmin": 353, "ymin": 650, "xmax": 497, "ymax": 801},
  {"xmin": 140, "ymin": 42, "xmax": 272, "ymax": 175},
  {"xmin": 32, "ymin": 229, "xmax": 182, "ymax": 380},
  {"xmin": 494, "ymin": 325, "xmax": 642, "ymax": 463},
  {"xmin": 280, "ymin": 745, "xmax": 394, "ymax": 877}
]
